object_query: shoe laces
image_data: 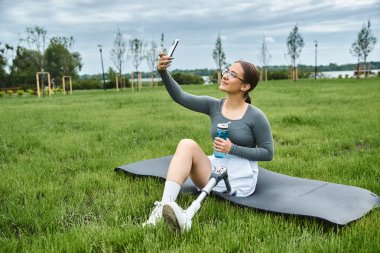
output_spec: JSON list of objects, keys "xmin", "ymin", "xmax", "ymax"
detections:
[{"xmin": 147, "ymin": 201, "xmax": 163, "ymax": 222}]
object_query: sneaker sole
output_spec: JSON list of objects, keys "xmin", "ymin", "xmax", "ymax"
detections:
[{"xmin": 162, "ymin": 205, "xmax": 181, "ymax": 234}]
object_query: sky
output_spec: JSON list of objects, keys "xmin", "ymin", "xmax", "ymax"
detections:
[{"xmin": 0, "ymin": 0, "xmax": 379, "ymax": 75}]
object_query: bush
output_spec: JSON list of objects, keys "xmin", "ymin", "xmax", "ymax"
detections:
[
  {"xmin": 209, "ymin": 71, "xmax": 219, "ymax": 84},
  {"xmin": 267, "ymin": 69, "xmax": 312, "ymax": 80},
  {"xmin": 171, "ymin": 72, "xmax": 204, "ymax": 85},
  {"xmin": 73, "ymin": 79, "xmax": 103, "ymax": 90},
  {"xmin": 268, "ymin": 70, "xmax": 289, "ymax": 80},
  {"xmin": 6, "ymin": 90, "xmax": 13, "ymax": 96},
  {"xmin": 299, "ymin": 70, "xmax": 313, "ymax": 79},
  {"xmin": 19, "ymin": 84, "xmax": 35, "ymax": 90},
  {"xmin": 108, "ymin": 77, "xmax": 131, "ymax": 89},
  {"xmin": 17, "ymin": 90, "xmax": 24, "ymax": 96},
  {"xmin": 0, "ymin": 91, "xmax": 4, "ymax": 97},
  {"xmin": 26, "ymin": 89, "xmax": 35, "ymax": 96}
]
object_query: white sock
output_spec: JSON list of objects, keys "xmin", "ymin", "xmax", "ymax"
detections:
[{"xmin": 161, "ymin": 180, "xmax": 181, "ymax": 203}]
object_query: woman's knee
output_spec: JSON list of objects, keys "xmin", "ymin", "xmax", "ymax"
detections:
[{"xmin": 177, "ymin": 138, "xmax": 198, "ymax": 151}]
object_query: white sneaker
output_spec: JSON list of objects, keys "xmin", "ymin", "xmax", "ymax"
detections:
[
  {"xmin": 162, "ymin": 202, "xmax": 192, "ymax": 233},
  {"xmin": 142, "ymin": 201, "xmax": 163, "ymax": 227}
]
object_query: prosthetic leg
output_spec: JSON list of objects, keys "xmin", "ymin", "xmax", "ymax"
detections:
[
  {"xmin": 186, "ymin": 166, "xmax": 232, "ymax": 218},
  {"xmin": 162, "ymin": 166, "xmax": 232, "ymax": 233}
]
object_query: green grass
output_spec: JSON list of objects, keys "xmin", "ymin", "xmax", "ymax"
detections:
[{"xmin": 1, "ymin": 78, "xmax": 379, "ymax": 252}]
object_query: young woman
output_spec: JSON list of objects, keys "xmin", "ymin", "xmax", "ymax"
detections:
[{"xmin": 143, "ymin": 52, "xmax": 274, "ymax": 233}]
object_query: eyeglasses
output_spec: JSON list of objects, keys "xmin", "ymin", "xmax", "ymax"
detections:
[{"xmin": 222, "ymin": 69, "xmax": 245, "ymax": 82}]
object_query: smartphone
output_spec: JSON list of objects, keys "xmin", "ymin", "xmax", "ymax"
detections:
[{"xmin": 167, "ymin": 39, "xmax": 179, "ymax": 57}]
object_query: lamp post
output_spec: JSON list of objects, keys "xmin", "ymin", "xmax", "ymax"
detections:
[
  {"xmin": 314, "ymin": 40, "xmax": 318, "ymax": 79},
  {"xmin": 97, "ymin": 44, "xmax": 106, "ymax": 90}
]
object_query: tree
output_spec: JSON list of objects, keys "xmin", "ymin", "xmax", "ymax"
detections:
[
  {"xmin": 0, "ymin": 42, "xmax": 13, "ymax": 86},
  {"xmin": 45, "ymin": 36, "xmax": 78, "ymax": 76},
  {"xmin": 258, "ymin": 36, "xmax": 272, "ymax": 82},
  {"xmin": 23, "ymin": 26, "xmax": 47, "ymax": 71},
  {"xmin": 17, "ymin": 26, "xmax": 48, "ymax": 92},
  {"xmin": 0, "ymin": 46, "xmax": 7, "ymax": 86},
  {"xmin": 10, "ymin": 46, "xmax": 41, "ymax": 88},
  {"xmin": 107, "ymin": 67, "xmax": 117, "ymax": 89},
  {"xmin": 146, "ymin": 39, "xmax": 158, "ymax": 87},
  {"xmin": 110, "ymin": 26, "xmax": 127, "ymax": 89},
  {"xmin": 286, "ymin": 25, "xmax": 304, "ymax": 81},
  {"xmin": 160, "ymin": 33, "xmax": 167, "ymax": 54},
  {"xmin": 350, "ymin": 41, "xmax": 362, "ymax": 78},
  {"xmin": 44, "ymin": 36, "xmax": 82, "ymax": 82},
  {"xmin": 351, "ymin": 20, "xmax": 377, "ymax": 78},
  {"xmin": 129, "ymin": 38, "xmax": 145, "ymax": 91},
  {"xmin": 212, "ymin": 33, "xmax": 226, "ymax": 84}
]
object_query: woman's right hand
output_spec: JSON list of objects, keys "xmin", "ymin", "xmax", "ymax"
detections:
[{"xmin": 157, "ymin": 52, "xmax": 172, "ymax": 70}]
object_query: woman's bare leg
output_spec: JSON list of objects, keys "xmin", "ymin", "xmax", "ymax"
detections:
[
  {"xmin": 162, "ymin": 139, "xmax": 212, "ymax": 232},
  {"xmin": 143, "ymin": 139, "xmax": 211, "ymax": 227},
  {"xmin": 166, "ymin": 139, "xmax": 212, "ymax": 189}
]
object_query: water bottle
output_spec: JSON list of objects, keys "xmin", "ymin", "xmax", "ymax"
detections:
[{"xmin": 214, "ymin": 122, "xmax": 230, "ymax": 158}]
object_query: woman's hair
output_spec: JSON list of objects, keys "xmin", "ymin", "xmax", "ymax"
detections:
[{"xmin": 235, "ymin": 60, "xmax": 260, "ymax": 104}]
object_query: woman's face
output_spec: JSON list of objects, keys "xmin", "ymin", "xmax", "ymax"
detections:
[{"xmin": 219, "ymin": 62, "xmax": 245, "ymax": 93}]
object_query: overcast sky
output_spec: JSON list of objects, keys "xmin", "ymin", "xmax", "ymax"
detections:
[{"xmin": 1, "ymin": 0, "xmax": 379, "ymax": 74}]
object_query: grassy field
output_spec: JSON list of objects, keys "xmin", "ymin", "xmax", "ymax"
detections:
[{"xmin": 0, "ymin": 78, "xmax": 379, "ymax": 252}]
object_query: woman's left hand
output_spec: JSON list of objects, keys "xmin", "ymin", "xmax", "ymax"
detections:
[{"xmin": 214, "ymin": 137, "xmax": 232, "ymax": 154}]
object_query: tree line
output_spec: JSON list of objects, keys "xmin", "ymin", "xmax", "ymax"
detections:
[
  {"xmin": 0, "ymin": 21, "xmax": 377, "ymax": 90},
  {"xmin": 0, "ymin": 26, "xmax": 82, "ymax": 90},
  {"xmin": 107, "ymin": 20, "xmax": 378, "ymax": 87},
  {"xmin": 212, "ymin": 21, "xmax": 377, "ymax": 82}
]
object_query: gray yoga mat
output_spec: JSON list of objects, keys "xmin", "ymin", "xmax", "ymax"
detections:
[{"xmin": 115, "ymin": 156, "xmax": 379, "ymax": 225}]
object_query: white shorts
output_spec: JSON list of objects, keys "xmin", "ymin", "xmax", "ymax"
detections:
[{"xmin": 208, "ymin": 154, "xmax": 258, "ymax": 197}]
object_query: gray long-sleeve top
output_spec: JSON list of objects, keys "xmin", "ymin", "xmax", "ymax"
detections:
[{"xmin": 159, "ymin": 70, "xmax": 274, "ymax": 161}]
